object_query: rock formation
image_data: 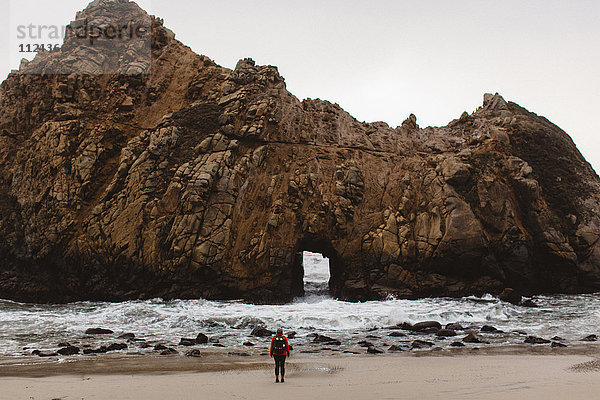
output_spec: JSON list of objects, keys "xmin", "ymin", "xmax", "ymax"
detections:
[{"xmin": 1, "ymin": 0, "xmax": 600, "ymax": 303}]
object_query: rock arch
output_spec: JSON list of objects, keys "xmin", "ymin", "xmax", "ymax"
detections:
[{"xmin": 1, "ymin": 0, "xmax": 600, "ymax": 303}]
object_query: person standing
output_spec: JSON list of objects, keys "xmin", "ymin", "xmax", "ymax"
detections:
[{"xmin": 270, "ymin": 328, "xmax": 290, "ymax": 383}]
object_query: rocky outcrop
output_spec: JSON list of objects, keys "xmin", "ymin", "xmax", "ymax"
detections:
[{"xmin": 1, "ymin": 0, "xmax": 600, "ymax": 303}]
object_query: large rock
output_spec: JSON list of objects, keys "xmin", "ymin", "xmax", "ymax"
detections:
[
  {"xmin": 250, "ymin": 327, "xmax": 274, "ymax": 337},
  {"xmin": 1, "ymin": 1, "xmax": 600, "ymax": 304}
]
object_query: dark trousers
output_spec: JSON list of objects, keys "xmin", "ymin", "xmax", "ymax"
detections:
[{"xmin": 274, "ymin": 354, "xmax": 286, "ymax": 376}]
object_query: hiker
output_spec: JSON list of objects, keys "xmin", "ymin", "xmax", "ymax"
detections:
[{"xmin": 270, "ymin": 328, "xmax": 291, "ymax": 383}]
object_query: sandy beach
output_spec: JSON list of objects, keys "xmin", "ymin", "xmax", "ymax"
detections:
[{"xmin": 2, "ymin": 348, "xmax": 600, "ymax": 400}]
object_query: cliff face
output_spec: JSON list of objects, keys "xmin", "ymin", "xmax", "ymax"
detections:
[{"xmin": 1, "ymin": 0, "xmax": 600, "ymax": 303}]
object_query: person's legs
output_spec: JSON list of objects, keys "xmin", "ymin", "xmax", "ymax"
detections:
[
  {"xmin": 280, "ymin": 355, "xmax": 286, "ymax": 382},
  {"xmin": 274, "ymin": 356, "xmax": 281, "ymax": 382}
]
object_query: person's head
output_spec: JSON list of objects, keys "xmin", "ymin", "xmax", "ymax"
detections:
[{"xmin": 277, "ymin": 328, "xmax": 283, "ymax": 336}]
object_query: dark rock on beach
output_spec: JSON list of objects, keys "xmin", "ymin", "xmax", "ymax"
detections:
[
  {"xmin": 445, "ymin": 323, "xmax": 464, "ymax": 331},
  {"xmin": 58, "ymin": 342, "xmax": 71, "ymax": 348},
  {"xmin": 551, "ymin": 341, "xmax": 568, "ymax": 348},
  {"xmin": 581, "ymin": 335, "xmax": 598, "ymax": 342},
  {"xmin": 388, "ymin": 332, "xmax": 406, "ymax": 337},
  {"xmin": 85, "ymin": 328, "xmax": 114, "ymax": 335},
  {"xmin": 286, "ymin": 331, "xmax": 297, "ymax": 339},
  {"xmin": 411, "ymin": 321, "xmax": 442, "ymax": 332},
  {"xmin": 32, "ymin": 350, "xmax": 58, "ymax": 357},
  {"xmin": 437, "ymin": 329, "xmax": 457, "ymax": 337},
  {"xmin": 196, "ymin": 333, "xmax": 209, "ymax": 344},
  {"xmin": 396, "ymin": 322, "xmax": 414, "ymax": 331},
  {"xmin": 153, "ymin": 344, "xmax": 168, "ymax": 351},
  {"xmin": 388, "ymin": 345, "xmax": 405, "ymax": 352},
  {"xmin": 118, "ymin": 333, "xmax": 136, "ymax": 340},
  {"xmin": 481, "ymin": 325, "xmax": 502, "ymax": 333},
  {"xmin": 367, "ymin": 346, "xmax": 384, "ymax": 354},
  {"xmin": 499, "ymin": 288, "xmax": 522, "ymax": 305},
  {"xmin": 83, "ymin": 346, "xmax": 108, "ymax": 354},
  {"xmin": 186, "ymin": 349, "xmax": 201, "ymax": 357},
  {"xmin": 358, "ymin": 340, "xmax": 374, "ymax": 348},
  {"xmin": 250, "ymin": 326, "xmax": 274, "ymax": 337},
  {"xmin": 107, "ymin": 343, "xmax": 128, "ymax": 351},
  {"xmin": 313, "ymin": 334, "xmax": 341, "ymax": 345},
  {"xmin": 57, "ymin": 346, "xmax": 80, "ymax": 356},
  {"xmin": 179, "ymin": 338, "xmax": 197, "ymax": 346},
  {"xmin": 412, "ymin": 340, "xmax": 434, "ymax": 349},
  {"xmin": 524, "ymin": 336, "xmax": 551, "ymax": 344},
  {"xmin": 450, "ymin": 342, "xmax": 466, "ymax": 347},
  {"xmin": 463, "ymin": 333, "xmax": 486, "ymax": 344},
  {"xmin": 160, "ymin": 348, "xmax": 178, "ymax": 355},
  {"xmin": 243, "ymin": 341, "xmax": 255, "ymax": 347}
]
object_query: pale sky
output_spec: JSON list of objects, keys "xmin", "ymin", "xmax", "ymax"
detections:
[{"xmin": 2, "ymin": 0, "xmax": 599, "ymax": 171}]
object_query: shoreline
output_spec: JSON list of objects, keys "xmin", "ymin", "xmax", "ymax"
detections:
[
  {"xmin": 1, "ymin": 352, "xmax": 600, "ymax": 400},
  {"xmin": 1, "ymin": 343, "xmax": 599, "ymax": 378}
]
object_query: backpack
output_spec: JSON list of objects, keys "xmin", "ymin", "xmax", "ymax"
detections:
[{"xmin": 273, "ymin": 336, "xmax": 286, "ymax": 353}]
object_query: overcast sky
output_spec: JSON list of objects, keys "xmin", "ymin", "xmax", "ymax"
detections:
[{"xmin": 2, "ymin": 0, "xmax": 599, "ymax": 171}]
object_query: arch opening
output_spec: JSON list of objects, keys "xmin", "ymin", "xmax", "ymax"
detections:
[
  {"xmin": 302, "ymin": 251, "xmax": 331, "ymax": 297},
  {"xmin": 290, "ymin": 236, "xmax": 341, "ymax": 299}
]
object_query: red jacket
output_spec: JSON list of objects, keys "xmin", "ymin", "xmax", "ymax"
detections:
[{"xmin": 270, "ymin": 334, "xmax": 290, "ymax": 356}]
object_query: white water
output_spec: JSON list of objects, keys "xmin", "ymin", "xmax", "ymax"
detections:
[{"xmin": 1, "ymin": 253, "xmax": 600, "ymax": 356}]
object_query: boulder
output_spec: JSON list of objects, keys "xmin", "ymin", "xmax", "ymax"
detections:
[
  {"xmin": 85, "ymin": 328, "xmax": 113, "ymax": 335},
  {"xmin": 498, "ymin": 288, "xmax": 522, "ymax": 305},
  {"xmin": 57, "ymin": 346, "xmax": 80, "ymax": 356},
  {"xmin": 524, "ymin": 336, "xmax": 551, "ymax": 344},
  {"xmin": 118, "ymin": 333, "xmax": 136, "ymax": 340},
  {"xmin": 196, "ymin": 333, "xmax": 209, "ymax": 344},
  {"xmin": 387, "ymin": 345, "xmax": 404, "ymax": 352},
  {"xmin": 411, "ymin": 321, "xmax": 442, "ymax": 332},
  {"xmin": 411, "ymin": 340, "xmax": 434, "ymax": 349},
  {"xmin": 480, "ymin": 325, "xmax": 501, "ymax": 333},
  {"xmin": 358, "ymin": 340, "xmax": 374, "ymax": 348},
  {"xmin": 436, "ymin": 329, "xmax": 457, "ymax": 337},
  {"xmin": 186, "ymin": 349, "xmax": 201, "ymax": 357},
  {"xmin": 445, "ymin": 323, "xmax": 464, "ymax": 331},
  {"xmin": 313, "ymin": 335, "xmax": 341, "ymax": 345},
  {"xmin": 33, "ymin": 350, "xmax": 59, "ymax": 357},
  {"xmin": 107, "ymin": 343, "xmax": 128, "ymax": 351},
  {"xmin": 83, "ymin": 346, "xmax": 108, "ymax": 354},
  {"xmin": 250, "ymin": 326, "xmax": 274, "ymax": 337},
  {"xmin": 462, "ymin": 333, "xmax": 485, "ymax": 344},
  {"xmin": 581, "ymin": 335, "xmax": 598, "ymax": 342},
  {"xmin": 367, "ymin": 346, "xmax": 384, "ymax": 354},
  {"xmin": 388, "ymin": 332, "xmax": 406, "ymax": 337},
  {"xmin": 160, "ymin": 348, "xmax": 178, "ymax": 355}
]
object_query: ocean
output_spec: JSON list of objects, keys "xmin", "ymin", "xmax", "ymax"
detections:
[{"xmin": 1, "ymin": 252, "xmax": 599, "ymax": 356}]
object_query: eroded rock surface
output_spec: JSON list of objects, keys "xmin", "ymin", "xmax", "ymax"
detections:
[{"xmin": 1, "ymin": 0, "xmax": 600, "ymax": 303}]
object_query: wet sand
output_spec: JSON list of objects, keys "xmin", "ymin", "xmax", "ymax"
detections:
[{"xmin": 1, "ymin": 347, "xmax": 600, "ymax": 399}]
